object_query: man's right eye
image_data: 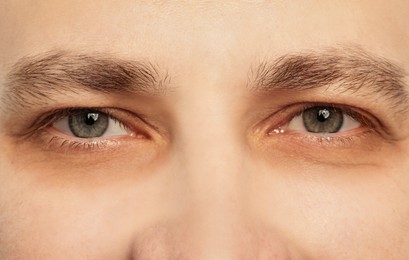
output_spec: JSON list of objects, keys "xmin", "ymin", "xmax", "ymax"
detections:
[
  {"xmin": 53, "ymin": 109, "xmax": 132, "ymax": 138},
  {"xmin": 25, "ymin": 107, "xmax": 157, "ymax": 153}
]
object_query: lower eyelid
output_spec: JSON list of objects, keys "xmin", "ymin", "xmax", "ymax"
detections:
[
  {"xmin": 22, "ymin": 124, "xmax": 146, "ymax": 154},
  {"xmin": 268, "ymin": 126, "xmax": 370, "ymax": 141},
  {"xmin": 13, "ymin": 106, "xmax": 168, "ymax": 155},
  {"xmin": 264, "ymin": 128, "xmax": 378, "ymax": 156},
  {"xmin": 38, "ymin": 129, "xmax": 138, "ymax": 153}
]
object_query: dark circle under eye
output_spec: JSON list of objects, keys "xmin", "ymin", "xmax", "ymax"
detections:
[
  {"xmin": 68, "ymin": 110, "xmax": 109, "ymax": 138},
  {"xmin": 302, "ymin": 106, "xmax": 343, "ymax": 133}
]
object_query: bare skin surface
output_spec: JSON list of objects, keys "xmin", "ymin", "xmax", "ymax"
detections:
[{"xmin": 1, "ymin": 1, "xmax": 409, "ymax": 259}]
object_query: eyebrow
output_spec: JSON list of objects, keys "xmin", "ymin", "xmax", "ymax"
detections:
[
  {"xmin": 250, "ymin": 46, "xmax": 409, "ymax": 111},
  {"xmin": 2, "ymin": 47, "xmax": 408, "ymax": 114},
  {"xmin": 2, "ymin": 50, "xmax": 169, "ymax": 111}
]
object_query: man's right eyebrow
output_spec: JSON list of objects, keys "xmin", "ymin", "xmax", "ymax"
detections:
[{"xmin": 2, "ymin": 50, "xmax": 169, "ymax": 111}]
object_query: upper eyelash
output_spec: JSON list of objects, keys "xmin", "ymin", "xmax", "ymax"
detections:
[
  {"xmin": 27, "ymin": 107, "xmax": 126, "ymax": 134},
  {"xmin": 29, "ymin": 108, "xmax": 136, "ymax": 152}
]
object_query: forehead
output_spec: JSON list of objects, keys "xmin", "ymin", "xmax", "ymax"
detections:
[{"xmin": 1, "ymin": 0, "xmax": 409, "ymax": 72}]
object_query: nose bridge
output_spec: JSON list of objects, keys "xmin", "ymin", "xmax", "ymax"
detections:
[
  {"xmin": 172, "ymin": 85, "xmax": 254, "ymax": 257},
  {"xmin": 178, "ymin": 98, "xmax": 243, "ymax": 211},
  {"xmin": 129, "ymin": 77, "xmax": 295, "ymax": 258},
  {"xmin": 166, "ymin": 66, "xmax": 291, "ymax": 257},
  {"xmin": 177, "ymin": 87, "xmax": 243, "ymax": 202}
]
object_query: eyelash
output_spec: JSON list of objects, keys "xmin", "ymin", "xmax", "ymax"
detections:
[
  {"xmin": 28, "ymin": 107, "xmax": 147, "ymax": 152},
  {"xmin": 27, "ymin": 102, "xmax": 381, "ymax": 153}
]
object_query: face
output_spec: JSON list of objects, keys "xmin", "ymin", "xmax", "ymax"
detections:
[{"xmin": 1, "ymin": 0, "xmax": 409, "ymax": 259}]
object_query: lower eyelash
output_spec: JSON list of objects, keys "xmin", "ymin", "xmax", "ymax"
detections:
[
  {"xmin": 299, "ymin": 133, "xmax": 355, "ymax": 146},
  {"xmin": 42, "ymin": 134, "xmax": 121, "ymax": 153},
  {"xmin": 277, "ymin": 128, "xmax": 375, "ymax": 149},
  {"xmin": 22, "ymin": 107, "xmax": 152, "ymax": 153}
]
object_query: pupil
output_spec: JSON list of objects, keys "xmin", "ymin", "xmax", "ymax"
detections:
[
  {"xmin": 317, "ymin": 109, "xmax": 330, "ymax": 122},
  {"xmin": 68, "ymin": 110, "xmax": 109, "ymax": 138},
  {"xmin": 302, "ymin": 106, "xmax": 343, "ymax": 133},
  {"xmin": 84, "ymin": 113, "xmax": 98, "ymax": 125}
]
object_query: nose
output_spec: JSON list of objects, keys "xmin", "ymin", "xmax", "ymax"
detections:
[
  {"xmin": 174, "ymin": 119, "xmax": 292, "ymax": 259},
  {"xmin": 131, "ymin": 91, "xmax": 292, "ymax": 259},
  {"xmin": 177, "ymin": 117, "xmax": 250, "ymax": 258},
  {"xmin": 135, "ymin": 115, "xmax": 289, "ymax": 260}
]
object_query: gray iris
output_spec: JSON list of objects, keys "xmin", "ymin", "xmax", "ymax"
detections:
[
  {"xmin": 68, "ymin": 110, "xmax": 109, "ymax": 138},
  {"xmin": 302, "ymin": 106, "xmax": 343, "ymax": 133}
]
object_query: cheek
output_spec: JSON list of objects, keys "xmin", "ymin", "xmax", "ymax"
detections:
[
  {"xmin": 0, "ymin": 151, "xmax": 180, "ymax": 259},
  {"xmin": 247, "ymin": 159, "xmax": 409, "ymax": 259}
]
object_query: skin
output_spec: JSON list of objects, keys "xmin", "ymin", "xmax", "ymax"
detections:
[{"xmin": 1, "ymin": 0, "xmax": 409, "ymax": 259}]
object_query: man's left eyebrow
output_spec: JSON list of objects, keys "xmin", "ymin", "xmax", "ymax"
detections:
[
  {"xmin": 249, "ymin": 46, "xmax": 409, "ymax": 111},
  {"xmin": 2, "ymin": 50, "xmax": 169, "ymax": 111}
]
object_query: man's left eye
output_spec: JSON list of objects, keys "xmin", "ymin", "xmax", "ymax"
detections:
[
  {"xmin": 53, "ymin": 109, "xmax": 131, "ymax": 138},
  {"xmin": 287, "ymin": 106, "xmax": 360, "ymax": 134}
]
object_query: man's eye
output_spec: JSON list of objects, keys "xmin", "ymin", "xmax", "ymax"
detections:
[
  {"xmin": 53, "ymin": 109, "xmax": 131, "ymax": 138},
  {"xmin": 286, "ymin": 106, "xmax": 360, "ymax": 134}
]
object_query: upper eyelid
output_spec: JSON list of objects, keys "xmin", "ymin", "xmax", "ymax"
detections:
[
  {"xmin": 52, "ymin": 110, "xmax": 133, "ymax": 138},
  {"xmin": 14, "ymin": 105, "xmax": 170, "ymax": 142},
  {"xmin": 294, "ymin": 105, "xmax": 369, "ymax": 124},
  {"xmin": 21, "ymin": 107, "xmax": 131, "ymax": 138},
  {"xmin": 49, "ymin": 107, "xmax": 165, "ymax": 139},
  {"xmin": 274, "ymin": 102, "xmax": 373, "ymax": 124}
]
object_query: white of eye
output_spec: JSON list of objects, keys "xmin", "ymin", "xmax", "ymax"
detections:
[
  {"xmin": 287, "ymin": 113, "xmax": 360, "ymax": 133},
  {"xmin": 53, "ymin": 116, "xmax": 130, "ymax": 137}
]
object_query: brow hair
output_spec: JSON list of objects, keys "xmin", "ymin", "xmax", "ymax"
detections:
[
  {"xmin": 2, "ymin": 50, "xmax": 169, "ymax": 111},
  {"xmin": 250, "ymin": 46, "xmax": 409, "ymax": 111}
]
